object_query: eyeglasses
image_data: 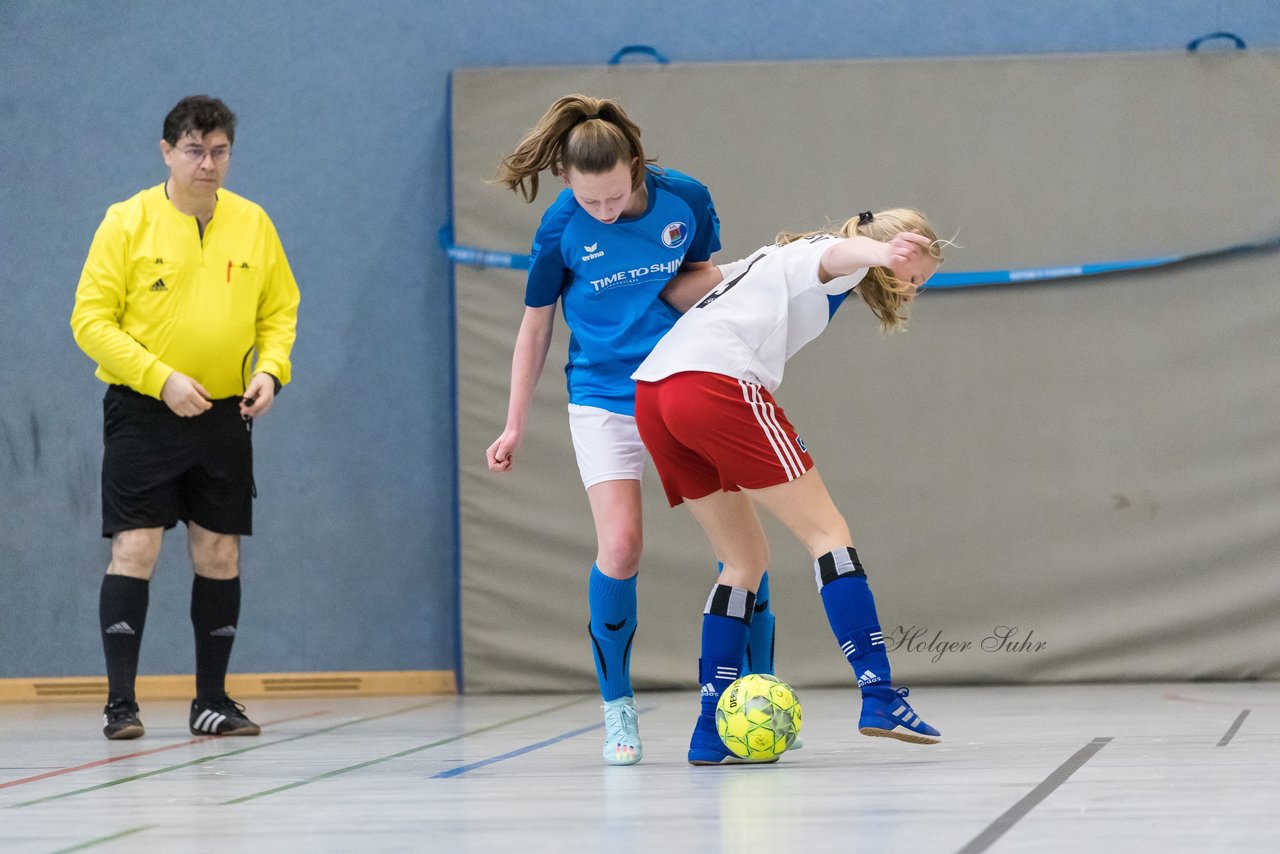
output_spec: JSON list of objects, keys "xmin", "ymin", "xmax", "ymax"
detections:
[{"xmin": 174, "ymin": 145, "xmax": 231, "ymax": 164}]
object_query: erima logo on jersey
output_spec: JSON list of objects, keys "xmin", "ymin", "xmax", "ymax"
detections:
[
  {"xmin": 590, "ymin": 258, "xmax": 684, "ymax": 292},
  {"xmin": 581, "ymin": 242, "xmax": 605, "ymax": 262},
  {"xmin": 661, "ymin": 221, "xmax": 688, "ymax": 249}
]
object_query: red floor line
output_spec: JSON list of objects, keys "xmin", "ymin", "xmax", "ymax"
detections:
[{"xmin": 0, "ymin": 709, "xmax": 328, "ymax": 791}]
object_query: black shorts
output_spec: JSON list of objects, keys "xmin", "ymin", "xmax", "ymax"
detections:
[{"xmin": 101, "ymin": 385, "xmax": 254, "ymax": 537}]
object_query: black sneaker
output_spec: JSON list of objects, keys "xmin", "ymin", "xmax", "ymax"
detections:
[
  {"xmin": 103, "ymin": 698, "xmax": 145, "ymax": 740},
  {"xmin": 189, "ymin": 694, "xmax": 261, "ymax": 736}
]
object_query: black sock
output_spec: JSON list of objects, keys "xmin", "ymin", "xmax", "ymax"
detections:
[
  {"xmin": 191, "ymin": 575, "xmax": 241, "ymax": 701},
  {"xmin": 100, "ymin": 575, "xmax": 149, "ymax": 703}
]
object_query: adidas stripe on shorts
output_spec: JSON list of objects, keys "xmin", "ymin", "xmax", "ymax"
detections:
[{"xmin": 634, "ymin": 371, "xmax": 814, "ymax": 507}]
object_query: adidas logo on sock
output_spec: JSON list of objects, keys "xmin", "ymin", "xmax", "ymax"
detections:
[
  {"xmin": 209, "ymin": 625, "xmax": 237, "ymax": 637},
  {"xmin": 700, "ymin": 682, "xmax": 717, "ymax": 698},
  {"xmin": 104, "ymin": 622, "xmax": 136, "ymax": 635},
  {"xmin": 857, "ymin": 669, "xmax": 881, "ymax": 687}
]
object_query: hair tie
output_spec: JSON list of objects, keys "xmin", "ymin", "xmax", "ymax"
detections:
[
  {"xmin": 582, "ymin": 113, "xmax": 601, "ymax": 121},
  {"xmin": 858, "ymin": 211, "xmax": 874, "ymax": 225}
]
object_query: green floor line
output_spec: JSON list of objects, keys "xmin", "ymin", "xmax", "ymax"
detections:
[
  {"xmin": 224, "ymin": 696, "xmax": 590, "ymax": 804},
  {"xmin": 50, "ymin": 824, "xmax": 155, "ymax": 853},
  {"xmin": 9, "ymin": 699, "xmax": 448, "ymax": 809}
]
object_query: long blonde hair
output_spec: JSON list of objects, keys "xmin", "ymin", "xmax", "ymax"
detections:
[
  {"xmin": 777, "ymin": 208, "xmax": 943, "ymax": 333},
  {"xmin": 497, "ymin": 94, "xmax": 654, "ymax": 202}
]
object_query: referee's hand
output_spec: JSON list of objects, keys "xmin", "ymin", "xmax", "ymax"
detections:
[
  {"xmin": 239, "ymin": 372, "xmax": 276, "ymax": 418},
  {"xmin": 160, "ymin": 371, "xmax": 214, "ymax": 417}
]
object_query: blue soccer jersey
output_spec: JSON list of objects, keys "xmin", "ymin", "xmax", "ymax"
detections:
[{"xmin": 524, "ymin": 167, "xmax": 720, "ymax": 415}]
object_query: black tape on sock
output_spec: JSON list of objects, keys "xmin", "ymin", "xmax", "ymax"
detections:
[
  {"xmin": 704, "ymin": 584, "xmax": 756, "ymax": 624},
  {"xmin": 815, "ymin": 547, "xmax": 866, "ymax": 587}
]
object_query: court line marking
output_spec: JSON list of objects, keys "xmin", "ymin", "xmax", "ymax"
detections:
[
  {"xmin": 955, "ymin": 737, "xmax": 1112, "ymax": 854},
  {"xmin": 6, "ymin": 699, "xmax": 447, "ymax": 808},
  {"xmin": 1163, "ymin": 690, "xmax": 1280, "ymax": 708},
  {"xmin": 1216, "ymin": 709, "xmax": 1250, "ymax": 747},
  {"xmin": 224, "ymin": 696, "xmax": 590, "ymax": 803},
  {"xmin": 435, "ymin": 706, "xmax": 660, "ymax": 778},
  {"xmin": 0, "ymin": 711, "xmax": 328, "ymax": 791},
  {"xmin": 49, "ymin": 824, "xmax": 155, "ymax": 853}
]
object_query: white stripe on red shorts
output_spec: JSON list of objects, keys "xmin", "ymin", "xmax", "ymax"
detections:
[{"xmin": 738, "ymin": 380, "xmax": 805, "ymax": 481}]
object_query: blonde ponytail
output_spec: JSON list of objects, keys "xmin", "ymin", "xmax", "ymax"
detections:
[{"xmin": 777, "ymin": 208, "xmax": 944, "ymax": 333}]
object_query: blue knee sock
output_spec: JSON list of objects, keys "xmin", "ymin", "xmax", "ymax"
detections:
[
  {"xmin": 588, "ymin": 565, "xmax": 637, "ymax": 702},
  {"xmin": 816, "ymin": 548, "xmax": 896, "ymax": 704},
  {"xmin": 699, "ymin": 584, "xmax": 754, "ymax": 718},
  {"xmin": 747, "ymin": 571, "xmax": 776, "ymax": 674},
  {"xmin": 717, "ymin": 562, "xmax": 776, "ymax": 675}
]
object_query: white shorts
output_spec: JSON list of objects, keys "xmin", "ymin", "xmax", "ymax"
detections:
[{"xmin": 567, "ymin": 403, "xmax": 646, "ymax": 489}]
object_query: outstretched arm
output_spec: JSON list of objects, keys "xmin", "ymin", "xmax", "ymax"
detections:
[
  {"xmin": 659, "ymin": 262, "xmax": 723, "ymax": 313},
  {"xmin": 819, "ymin": 232, "xmax": 932, "ymax": 282},
  {"xmin": 486, "ymin": 304, "xmax": 556, "ymax": 473}
]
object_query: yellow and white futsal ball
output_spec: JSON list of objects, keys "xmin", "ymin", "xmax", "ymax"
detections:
[{"xmin": 715, "ymin": 673, "xmax": 802, "ymax": 759}]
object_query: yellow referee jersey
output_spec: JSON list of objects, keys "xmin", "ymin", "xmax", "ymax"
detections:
[{"xmin": 71, "ymin": 184, "xmax": 300, "ymax": 399}]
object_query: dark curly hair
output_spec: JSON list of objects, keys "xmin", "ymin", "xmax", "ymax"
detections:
[{"xmin": 163, "ymin": 95, "xmax": 237, "ymax": 146}]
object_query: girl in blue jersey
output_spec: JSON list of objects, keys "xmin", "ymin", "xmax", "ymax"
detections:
[{"xmin": 486, "ymin": 94, "xmax": 780, "ymax": 765}]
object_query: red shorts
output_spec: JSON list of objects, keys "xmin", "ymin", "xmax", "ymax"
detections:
[{"xmin": 634, "ymin": 372, "xmax": 814, "ymax": 507}]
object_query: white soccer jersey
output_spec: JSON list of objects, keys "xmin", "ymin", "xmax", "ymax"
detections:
[{"xmin": 632, "ymin": 235, "xmax": 866, "ymax": 392}]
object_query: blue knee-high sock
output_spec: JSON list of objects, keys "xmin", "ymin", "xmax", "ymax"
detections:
[
  {"xmin": 699, "ymin": 584, "xmax": 754, "ymax": 718},
  {"xmin": 815, "ymin": 547, "xmax": 896, "ymax": 704},
  {"xmin": 588, "ymin": 566, "xmax": 637, "ymax": 702},
  {"xmin": 717, "ymin": 563, "xmax": 776, "ymax": 675},
  {"xmin": 747, "ymin": 571, "xmax": 776, "ymax": 674}
]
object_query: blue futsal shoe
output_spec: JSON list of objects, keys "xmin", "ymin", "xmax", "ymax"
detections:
[
  {"xmin": 602, "ymin": 696, "xmax": 642, "ymax": 766},
  {"xmin": 858, "ymin": 687, "xmax": 941, "ymax": 745},
  {"xmin": 687, "ymin": 712, "xmax": 780, "ymax": 766}
]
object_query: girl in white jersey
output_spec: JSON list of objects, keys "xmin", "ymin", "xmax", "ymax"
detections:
[
  {"xmin": 633, "ymin": 208, "xmax": 945, "ymax": 764},
  {"xmin": 486, "ymin": 94, "xmax": 783, "ymax": 765}
]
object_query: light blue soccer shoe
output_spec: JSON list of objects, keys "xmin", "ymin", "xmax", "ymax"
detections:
[
  {"xmin": 858, "ymin": 687, "xmax": 941, "ymax": 744},
  {"xmin": 602, "ymin": 696, "xmax": 642, "ymax": 765}
]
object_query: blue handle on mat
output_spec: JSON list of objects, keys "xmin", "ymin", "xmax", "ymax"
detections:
[
  {"xmin": 609, "ymin": 45, "xmax": 669, "ymax": 65},
  {"xmin": 1186, "ymin": 32, "xmax": 1246, "ymax": 51}
]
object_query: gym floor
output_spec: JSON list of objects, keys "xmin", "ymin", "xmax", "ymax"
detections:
[{"xmin": 1, "ymin": 682, "xmax": 1275, "ymax": 853}]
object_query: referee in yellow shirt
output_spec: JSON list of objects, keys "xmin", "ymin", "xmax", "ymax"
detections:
[{"xmin": 71, "ymin": 95, "xmax": 300, "ymax": 740}]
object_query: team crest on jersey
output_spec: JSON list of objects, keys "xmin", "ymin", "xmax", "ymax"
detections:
[{"xmin": 661, "ymin": 221, "xmax": 688, "ymax": 249}]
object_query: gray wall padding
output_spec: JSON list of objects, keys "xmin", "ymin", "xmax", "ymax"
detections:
[{"xmin": 453, "ymin": 52, "xmax": 1280, "ymax": 692}]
